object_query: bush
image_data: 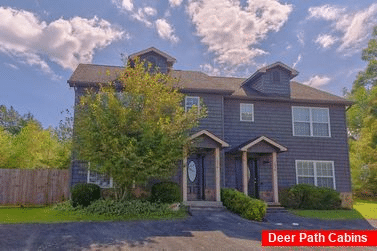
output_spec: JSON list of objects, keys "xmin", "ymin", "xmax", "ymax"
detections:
[
  {"xmin": 71, "ymin": 183, "xmax": 101, "ymax": 207},
  {"xmin": 83, "ymin": 199, "xmax": 171, "ymax": 216},
  {"xmin": 150, "ymin": 181, "xmax": 181, "ymax": 203},
  {"xmin": 221, "ymin": 188, "xmax": 266, "ymax": 221},
  {"xmin": 279, "ymin": 184, "xmax": 341, "ymax": 210}
]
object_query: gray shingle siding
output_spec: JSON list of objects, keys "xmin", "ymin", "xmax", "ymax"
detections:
[
  {"xmin": 248, "ymin": 68, "xmax": 291, "ymax": 97},
  {"xmin": 185, "ymin": 93, "xmax": 224, "ymax": 138},
  {"xmin": 223, "ymin": 98, "xmax": 351, "ymax": 192}
]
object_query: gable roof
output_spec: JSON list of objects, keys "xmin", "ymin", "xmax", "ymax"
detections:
[
  {"xmin": 128, "ymin": 47, "xmax": 176, "ymax": 64},
  {"xmin": 239, "ymin": 136, "xmax": 287, "ymax": 152},
  {"xmin": 67, "ymin": 64, "xmax": 352, "ymax": 105},
  {"xmin": 189, "ymin": 130, "xmax": 230, "ymax": 148},
  {"xmin": 241, "ymin": 61, "xmax": 299, "ymax": 87}
]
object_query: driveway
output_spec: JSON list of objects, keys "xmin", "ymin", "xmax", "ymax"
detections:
[{"xmin": 0, "ymin": 209, "xmax": 375, "ymax": 251}]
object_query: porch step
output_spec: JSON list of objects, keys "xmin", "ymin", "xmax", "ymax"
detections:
[
  {"xmin": 266, "ymin": 205, "xmax": 288, "ymax": 214},
  {"xmin": 183, "ymin": 201, "xmax": 225, "ymax": 211}
]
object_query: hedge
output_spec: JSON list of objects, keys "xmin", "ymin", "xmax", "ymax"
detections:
[
  {"xmin": 279, "ymin": 184, "xmax": 341, "ymax": 210},
  {"xmin": 221, "ymin": 188, "xmax": 266, "ymax": 221}
]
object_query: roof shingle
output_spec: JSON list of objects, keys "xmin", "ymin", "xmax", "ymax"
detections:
[{"xmin": 67, "ymin": 64, "xmax": 352, "ymax": 105}]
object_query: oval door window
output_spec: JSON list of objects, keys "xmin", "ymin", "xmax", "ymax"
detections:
[{"xmin": 188, "ymin": 161, "xmax": 197, "ymax": 182}]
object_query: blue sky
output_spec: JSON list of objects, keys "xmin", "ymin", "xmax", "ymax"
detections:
[{"xmin": 1, "ymin": 0, "xmax": 377, "ymax": 128}]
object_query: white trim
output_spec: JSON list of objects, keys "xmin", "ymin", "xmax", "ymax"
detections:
[
  {"xmin": 189, "ymin": 130, "xmax": 230, "ymax": 148},
  {"xmin": 185, "ymin": 96, "xmax": 200, "ymax": 112},
  {"xmin": 295, "ymin": 160, "xmax": 336, "ymax": 189},
  {"xmin": 87, "ymin": 162, "xmax": 113, "ymax": 188},
  {"xmin": 240, "ymin": 136, "xmax": 287, "ymax": 152},
  {"xmin": 292, "ymin": 106, "xmax": 331, "ymax": 137},
  {"xmin": 240, "ymin": 103, "xmax": 254, "ymax": 122}
]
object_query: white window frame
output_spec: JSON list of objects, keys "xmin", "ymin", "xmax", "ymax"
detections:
[
  {"xmin": 240, "ymin": 103, "xmax": 254, "ymax": 122},
  {"xmin": 185, "ymin": 96, "xmax": 200, "ymax": 112},
  {"xmin": 292, "ymin": 106, "xmax": 331, "ymax": 137},
  {"xmin": 295, "ymin": 160, "xmax": 336, "ymax": 189},
  {"xmin": 87, "ymin": 163, "xmax": 113, "ymax": 188}
]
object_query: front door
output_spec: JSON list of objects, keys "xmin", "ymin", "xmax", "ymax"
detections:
[
  {"xmin": 187, "ymin": 155, "xmax": 205, "ymax": 201},
  {"xmin": 248, "ymin": 158, "xmax": 259, "ymax": 199}
]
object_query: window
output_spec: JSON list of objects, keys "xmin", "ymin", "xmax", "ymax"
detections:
[
  {"xmin": 292, "ymin": 106, "xmax": 330, "ymax": 137},
  {"xmin": 296, "ymin": 160, "xmax": 335, "ymax": 189},
  {"xmin": 240, "ymin": 103, "xmax": 254, "ymax": 122},
  {"xmin": 87, "ymin": 163, "xmax": 113, "ymax": 188},
  {"xmin": 185, "ymin": 96, "xmax": 200, "ymax": 112}
]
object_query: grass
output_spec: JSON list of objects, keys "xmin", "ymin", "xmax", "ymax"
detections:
[
  {"xmin": 0, "ymin": 204, "xmax": 187, "ymax": 224},
  {"xmin": 290, "ymin": 198, "xmax": 377, "ymax": 220}
]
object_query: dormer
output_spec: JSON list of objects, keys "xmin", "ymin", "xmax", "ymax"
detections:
[
  {"xmin": 242, "ymin": 62, "xmax": 298, "ymax": 97},
  {"xmin": 128, "ymin": 47, "xmax": 176, "ymax": 74}
]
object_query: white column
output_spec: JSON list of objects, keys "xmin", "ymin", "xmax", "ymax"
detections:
[
  {"xmin": 182, "ymin": 148, "xmax": 188, "ymax": 202},
  {"xmin": 215, "ymin": 147, "xmax": 221, "ymax": 202},
  {"xmin": 242, "ymin": 151, "xmax": 248, "ymax": 195},
  {"xmin": 272, "ymin": 151, "xmax": 279, "ymax": 204}
]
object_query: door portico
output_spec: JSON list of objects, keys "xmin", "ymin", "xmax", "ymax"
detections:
[
  {"xmin": 182, "ymin": 130, "xmax": 229, "ymax": 203},
  {"xmin": 239, "ymin": 136, "xmax": 287, "ymax": 204}
]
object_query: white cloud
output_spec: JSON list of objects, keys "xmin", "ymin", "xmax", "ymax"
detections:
[
  {"xmin": 297, "ymin": 31, "xmax": 305, "ymax": 46},
  {"xmin": 155, "ymin": 19, "xmax": 179, "ymax": 43},
  {"xmin": 187, "ymin": 0, "xmax": 293, "ymax": 67},
  {"xmin": 112, "ymin": 0, "xmax": 134, "ymax": 11},
  {"xmin": 308, "ymin": 3, "xmax": 377, "ymax": 54},
  {"xmin": 4, "ymin": 63, "xmax": 19, "ymax": 70},
  {"xmin": 303, "ymin": 75, "xmax": 331, "ymax": 88},
  {"xmin": 0, "ymin": 7, "xmax": 124, "ymax": 75},
  {"xmin": 292, "ymin": 54, "xmax": 302, "ymax": 68},
  {"xmin": 143, "ymin": 7, "xmax": 157, "ymax": 16},
  {"xmin": 169, "ymin": 0, "xmax": 184, "ymax": 7},
  {"xmin": 315, "ymin": 34, "xmax": 337, "ymax": 48},
  {"xmin": 308, "ymin": 4, "xmax": 345, "ymax": 21},
  {"xmin": 200, "ymin": 63, "xmax": 220, "ymax": 76},
  {"xmin": 131, "ymin": 8, "xmax": 156, "ymax": 27}
]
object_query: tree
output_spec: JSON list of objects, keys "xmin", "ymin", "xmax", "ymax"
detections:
[
  {"xmin": 0, "ymin": 105, "xmax": 40, "ymax": 135},
  {"xmin": 0, "ymin": 127, "xmax": 12, "ymax": 167},
  {"xmin": 347, "ymin": 26, "xmax": 377, "ymax": 196},
  {"xmin": 74, "ymin": 60, "xmax": 206, "ymax": 199}
]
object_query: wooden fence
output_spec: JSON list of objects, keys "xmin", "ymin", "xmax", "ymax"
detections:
[{"xmin": 0, "ymin": 169, "xmax": 69, "ymax": 205}]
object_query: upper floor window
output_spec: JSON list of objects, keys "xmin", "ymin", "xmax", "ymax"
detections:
[
  {"xmin": 185, "ymin": 96, "xmax": 200, "ymax": 112},
  {"xmin": 240, "ymin": 103, "xmax": 254, "ymax": 122},
  {"xmin": 292, "ymin": 107, "xmax": 330, "ymax": 137},
  {"xmin": 296, "ymin": 160, "xmax": 335, "ymax": 189}
]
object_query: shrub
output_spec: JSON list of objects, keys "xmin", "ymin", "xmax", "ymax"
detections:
[
  {"xmin": 279, "ymin": 184, "xmax": 341, "ymax": 210},
  {"xmin": 221, "ymin": 188, "xmax": 266, "ymax": 221},
  {"xmin": 71, "ymin": 183, "xmax": 101, "ymax": 207},
  {"xmin": 150, "ymin": 181, "xmax": 181, "ymax": 203},
  {"xmin": 84, "ymin": 199, "xmax": 170, "ymax": 216}
]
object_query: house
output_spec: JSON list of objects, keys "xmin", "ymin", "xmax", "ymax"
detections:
[{"xmin": 68, "ymin": 47, "xmax": 353, "ymax": 208}]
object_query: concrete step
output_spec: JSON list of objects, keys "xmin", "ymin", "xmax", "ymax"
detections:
[
  {"xmin": 266, "ymin": 206, "xmax": 288, "ymax": 213},
  {"xmin": 183, "ymin": 201, "xmax": 225, "ymax": 212}
]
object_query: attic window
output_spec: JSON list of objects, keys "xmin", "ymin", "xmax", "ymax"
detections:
[{"xmin": 273, "ymin": 71, "xmax": 280, "ymax": 83}]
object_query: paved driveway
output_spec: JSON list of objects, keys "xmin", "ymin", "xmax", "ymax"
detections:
[{"xmin": 0, "ymin": 210, "xmax": 375, "ymax": 251}]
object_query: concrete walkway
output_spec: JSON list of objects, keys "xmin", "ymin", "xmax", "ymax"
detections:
[{"xmin": 0, "ymin": 210, "xmax": 375, "ymax": 250}]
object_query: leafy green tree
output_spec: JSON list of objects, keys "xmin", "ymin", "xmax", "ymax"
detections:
[
  {"xmin": 74, "ymin": 60, "xmax": 206, "ymax": 199},
  {"xmin": 347, "ymin": 26, "xmax": 377, "ymax": 196},
  {"xmin": 0, "ymin": 127, "xmax": 12, "ymax": 167}
]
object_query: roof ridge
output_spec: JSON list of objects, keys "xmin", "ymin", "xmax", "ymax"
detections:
[{"xmin": 78, "ymin": 63, "xmax": 124, "ymax": 68}]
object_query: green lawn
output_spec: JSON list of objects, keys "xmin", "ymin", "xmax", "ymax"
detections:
[
  {"xmin": 290, "ymin": 199, "xmax": 377, "ymax": 220},
  {"xmin": 0, "ymin": 206, "xmax": 187, "ymax": 224}
]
